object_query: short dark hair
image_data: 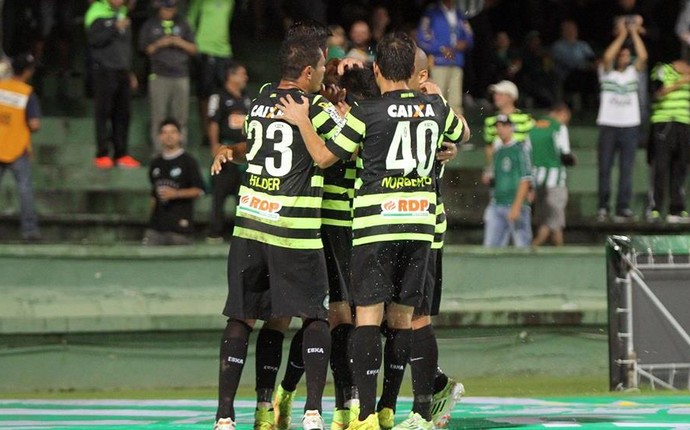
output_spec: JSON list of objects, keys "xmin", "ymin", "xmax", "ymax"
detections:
[
  {"xmin": 279, "ymin": 36, "xmax": 323, "ymax": 81},
  {"xmin": 11, "ymin": 53, "xmax": 35, "ymax": 75},
  {"xmin": 159, "ymin": 117, "xmax": 181, "ymax": 132},
  {"xmin": 340, "ymin": 65, "xmax": 380, "ymax": 101},
  {"xmin": 286, "ymin": 20, "xmax": 329, "ymax": 51},
  {"xmin": 225, "ymin": 60, "xmax": 246, "ymax": 81},
  {"xmin": 375, "ymin": 32, "xmax": 416, "ymax": 82},
  {"xmin": 550, "ymin": 101, "xmax": 571, "ymax": 113}
]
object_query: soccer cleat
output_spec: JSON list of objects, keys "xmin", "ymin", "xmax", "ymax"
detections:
[
  {"xmin": 255, "ymin": 406, "xmax": 275, "ymax": 430},
  {"xmin": 273, "ymin": 385, "xmax": 296, "ymax": 430},
  {"xmin": 348, "ymin": 413, "xmax": 379, "ymax": 430},
  {"xmin": 214, "ymin": 417, "xmax": 236, "ymax": 430},
  {"xmin": 613, "ymin": 209, "xmax": 635, "ymax": 223},
  {"xmin": 347, "ymin": 398, "xmax": 360, "ymax": 427},
  {"xmin": 431, "ymin": 380, "xmax": 465, "ymax": 428},
  {"xmin": 596, "ymin": 208, "xmax": 608, "ymax": 222},
  {"xmin": 392, "ymin": 412, "xmax": 433, "ymax": 430},
  {"xmin": 302, "ymin": 409, "xmax": 325, "ymax": 430},
  {"xmin": 647, "ymin": 210, "xmax": 662, "ymax": 223},
  {"xmin": 115, "ymin": 155, "xmax": 141, "ymax": 168},
  {"xmin": 378, "ymin": 407, "xmax": 395, "ymax": 430},
  {"xmin": 93, "ymin": 156, "xmax": 114, "ymax": 169},
  {"xmin": 667, "ymin": 211, "xmax": 690, "ymax": 224},
  {"xmin": 331, "ymin": 408, "xmax": 351, "ymax": 430}
]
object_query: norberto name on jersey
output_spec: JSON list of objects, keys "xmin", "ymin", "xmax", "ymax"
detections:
[
  {"xmin": 381, "ymin": 176, "xmax": 432, "ymax": 189},
  {"xmin": 387, "ymin": 103, "xmax": 435, "ymax": 118}
]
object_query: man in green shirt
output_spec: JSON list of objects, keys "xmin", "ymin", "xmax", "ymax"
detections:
[
  {"xmin": 483, "ymin": 114, "xmax": 532, "ymax": 247},
  {"xmin": 530, "ymin": 103, "xmax": 575, "ymax": 247},
  {"xmin": 187, "ymin": 0, "xmax": 235, "ymax": 146}
]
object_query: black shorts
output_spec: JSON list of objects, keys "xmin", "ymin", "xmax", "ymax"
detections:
[
  {"xmin": 196, "ymin": 54, "xmax": 230, "ymax": 98},
  {"xmin": 414, "ymin": 247, "xmax": 443, "ymax": 317},
  {"xmin": 350, "ymin": 240, "xmax": 430, "ymax": 307},
  {"xmin": 223, "ymin": 237, "xmax": 329, "ymax": 320},
  {"xmin": 322, "ymin": 225, "xmax": 352, "ymax": 303}
]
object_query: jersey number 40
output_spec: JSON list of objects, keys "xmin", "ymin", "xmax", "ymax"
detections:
[{"xmin": 386, "ymin": 120, "xmax": 439, "ymax": 176}]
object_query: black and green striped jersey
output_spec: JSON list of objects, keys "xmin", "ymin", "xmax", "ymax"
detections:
[
  {"xmin": 322, "ymin": 160, "xmax": 356, "ymax": 227},
  {"xmin": 651, "ymin": 62, "xmax": 690, "ymax": 125},
  {"xmin": 432, "ymin": 161, "xmax": 447, "ymax": 249},
  {"xmin": 234, "ymin": 88, "xmax": 344, "ymax": 249},
  {"xmin": 483, "ymin": 110, "xmax": 535, "ymax": 145},
  {"xmin": 328, "ymin": 90, "xmax": 465, "ymax": 246}
]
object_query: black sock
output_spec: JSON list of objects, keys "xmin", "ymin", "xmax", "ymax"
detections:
[
  {"xmin": 410, "ymin": 325, "xmax": 438, "ymax": 421},
  {"xmin": 217, "ymin": 319, "xmax": 252, "ymax": 420},
  {"xmin": 377, "ymin": 328, "xmax": 412, "ymax": 412},
  {"xmin": 331, "ymin": 323, "xmax": 354, "ymax": 409},
  {"xmin": 350, "ymin": 325, "xmax": 382, "ymax": 421},
  {"xmin": 255, "ymin": 327, "xmax": 284, "ymax": 403},
  {"xmin": 433, "ymin": 366, "xmax": 449, "ymax": 394},
  {"xmin": 281, "ymin": 326, "xmax": 305, "ymax": 392},
  {"xmin": 303, "ymin": 319, "xmax": 331, "ymax": 413}
]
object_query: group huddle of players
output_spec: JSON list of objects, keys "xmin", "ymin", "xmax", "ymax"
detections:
[{"xmin": 210, "ymin": 21, "xmax": 470, "ymax": 430}]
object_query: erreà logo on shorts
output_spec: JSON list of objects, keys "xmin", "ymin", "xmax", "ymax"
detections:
[
  {"xmin": 381, "ymin": 198, "xmax": 430, "ymax": 217},
  {"xmin": 238, "ymin": 194, "xmax": 282, "ymax": 221}
]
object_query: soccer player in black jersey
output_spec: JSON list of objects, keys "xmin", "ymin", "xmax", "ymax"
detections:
[
  {"xmin": 212, "ymin": 35, "xmax": 343, "ymax": 430},
  {"xmin": 278, "ymin": 32, "xmax": 466, "ymax": 430},
  {"xmin": 376, "ymin": 48, "xmax": 470, "ymax": 430},
  {"xmin": 207, "ymin": 61, "xmax": 252, "ymax": 242}
]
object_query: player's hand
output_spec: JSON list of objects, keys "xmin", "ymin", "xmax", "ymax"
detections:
[
  {"xmin": 419, "ymin": 81, "xmax": 442, "ymax": 95},
  {"xmin": 508, "ymin": 205, "xmax": 521, "ymax": 221},
  {"xmin": 211, "ymin": 146, "xmax": 234, "ymax": 175},
  {"xmin": 320, "ymin": 83, "xmax": 346, "ymax": 105},
  {"xmin": 277, "ymin": 94, "xmax": 310, "ymax": 127},
  {"xmin": 156, "ymin": 186, "xmax": 177, "ymax": 202},
  {"xmin": 440, "ymin": 46, "xmax": 454, "ymax": 60},
  {"xmin": 437, "ymin": 141, "xmax": 458, "ymax": 165},
  {"xmin": 337, "ymin": 57, "xmax": 365, "ymax": 75},
  {"xmin": 115, "ymin": 17, "xmax": 131, "ymax": 31},
  {"xmin": 481, "ymin": 171, "xmax": 493, "ymax": 186}
]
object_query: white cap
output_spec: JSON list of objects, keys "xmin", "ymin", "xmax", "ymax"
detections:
[{"xmin": 489, "ymin": 80, "xmax": 519, "ymax": 100}]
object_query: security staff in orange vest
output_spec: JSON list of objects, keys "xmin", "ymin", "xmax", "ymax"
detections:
[{"xmin": 0, "ymin": 53, "xmax": 41, "ymax": 241}]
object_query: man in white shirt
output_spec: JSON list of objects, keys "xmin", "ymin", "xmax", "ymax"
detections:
[{"xmin": 596, "ymin": 18, "xmax": 647, "ymax": 222}]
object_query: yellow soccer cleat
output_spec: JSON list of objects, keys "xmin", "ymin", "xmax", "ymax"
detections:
[
  {"xmin": 348, "ymin": 413, "xmax": 380, "ymax": 430},
  {"xmin": 377, "ymin": 407, "xmax": 395, "ymax": 430},
  {"xmin": 273, "ymin": 385, "xmax": 296, "ymax": 430},
  {"xmin": 255, "ymin": 405, "xmax": 276, "ymax": 430}
]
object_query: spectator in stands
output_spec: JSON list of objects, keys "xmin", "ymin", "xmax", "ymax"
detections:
[
  {"xmin": 85, "ymin": 0, "xmax": 141, "ymax": 169},
  {"xmin": 417, "ymin": 0, "xmax": 474, "ymax": 114},
  {"xmin": 487, "ymin": 31, "xmax": 521, "ymax": 86},
  {"xmin": 139, "ymin": 0, "xmax": 196, "ymax": 151},
  {"xmin": 346, "ymin": 20, "xmax": 375, "ymax": 63},
  {"xmin": 0, "ymin": 53, "xmax": 41, "ymax": 242},
  {"xmin": 551, "ymin": 20, "xmax": 598, "ymax": 111},
  {"xmin": 483, "ymin": 114, "xmax": 532, "ymax": 248},
  {"xmin": 206, "ymin": 62, "xmax": 250, "ymax": 244},
  {"xmin": 596, "ymin": 18, "xmax": 648, "ymax": 223},
  {"xmin": 647, "ymin": 59, "xmax": 690, "ymax": 223},
  {"xmin": 370, "ymin": 5, "xmax": 391, "ymax": 49},
  {"xmin": 143, "ymin": 118, "xmax": 204, "ymax": 246},
  {"xmin": 676, "ymin": 0, "xmax": 690, "ymax": 59},
  {"xmin": 530, "ymin": 103, "xmax": 575, "ymax": 247},
  {"xmin": 187, "ymin": 0, "xmax": 235, "ymax": 147},
  {"xmin": 518, "ymin": 31, "xmax": 557, "ymax": 108},
  {"xmin": 482, "ymin": 80, "xmax": 534, "ymax": 185},
  {"xmin": 31, "ymin": 0, "xmax": 76, "ymax": 98},
  {"xmin": 327, "ymin": 25, "xmax": 347, "ymax": 61}
]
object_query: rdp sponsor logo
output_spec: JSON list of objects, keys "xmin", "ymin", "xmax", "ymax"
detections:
[
  {"xmin": 381, "ymin": 198, "xmax": 430, "ymax": 217},
  {"xmin": 238, "ymin": 194, "xmax": 282, "ymax": 220}
]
